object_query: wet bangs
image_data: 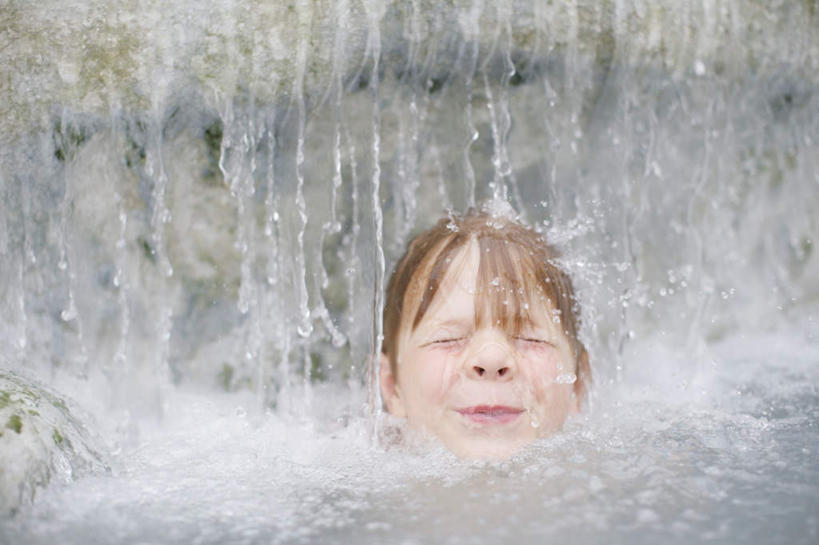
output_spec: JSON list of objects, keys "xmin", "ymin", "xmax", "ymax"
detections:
[
  {"xmin": 474, "ymin": 236, "xmax": 561, "ymax": 338},
  {"xmin": 407, "ymin": 233, "xmax": 569, "ymax": 342},
  {"xmin": 409, "ymin": 232, "xmax": 468, "ymax": 330}
]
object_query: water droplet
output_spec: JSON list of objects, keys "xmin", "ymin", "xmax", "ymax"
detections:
[
  {"xmin": 555, "ymin": 373, "xmax": 577, "ymax": 384},
  {"xmin": 331, "ymin": 332, "xmax": 346, "ymax": 348}
]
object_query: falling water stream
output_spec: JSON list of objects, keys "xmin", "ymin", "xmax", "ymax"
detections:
[{"xmin": 1, "ymin": 0, "xmax": 818, "ymax": 543}]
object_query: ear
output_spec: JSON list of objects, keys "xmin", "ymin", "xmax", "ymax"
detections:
[{"xmin": 379, "ymin": 353, "xmax": 407, "ymax": 418}]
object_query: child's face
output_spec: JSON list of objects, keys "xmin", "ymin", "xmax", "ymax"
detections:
[{"xmin": 381, "ymin": 240, "xmax": 580, "ymax": 459}]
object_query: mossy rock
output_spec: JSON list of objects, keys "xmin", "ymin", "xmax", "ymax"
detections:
[{"xmin": 0, "ymin": 370, "xmax": 109, "ymax": 517}]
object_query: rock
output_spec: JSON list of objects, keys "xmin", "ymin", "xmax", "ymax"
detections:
[
  {"xmin": 2, "ymin": 1, "xmax": 817, "ymax": 143},
  {"xmin": 0, "ymin": 370, "xmax": 108, "ymax": 516}
]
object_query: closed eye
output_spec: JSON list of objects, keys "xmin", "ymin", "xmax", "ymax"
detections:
[
  {"xmin": 425, "ymin": 337, "xmax": 466, "ymax": 348},
  {"xmin": 514, "ymin": 337, "xmax": 556, "ymax": 348}
]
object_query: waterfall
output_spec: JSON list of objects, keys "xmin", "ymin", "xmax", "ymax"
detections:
[
  {"xmin": 2, "ymin": 2, "xmax": 819, "ymax": 542},
  {"xmin": 0, "ymin": 0, "xmax": 817, "ymax": 416}
]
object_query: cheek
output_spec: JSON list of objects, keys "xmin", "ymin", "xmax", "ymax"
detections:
[
  {"xmin": 519, "ymin": 349, "xmax": 561, "ymax": 380},
  {"xmin": 399, "ymin": 349, "xmax": 453, "ymax": 402},
  {"xmin": 518, "ymin": 348, "xmax": 575, "ymax": 393}
]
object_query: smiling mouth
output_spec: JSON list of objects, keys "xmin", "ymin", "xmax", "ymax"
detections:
[{"xmin": 456, "ymin": 405, "xmax": 525, "ymax": 425}]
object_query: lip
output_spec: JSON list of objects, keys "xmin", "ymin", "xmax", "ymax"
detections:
[{"xmin": 456, "ymin": 405, "xmax": 525, "ymax": 425}]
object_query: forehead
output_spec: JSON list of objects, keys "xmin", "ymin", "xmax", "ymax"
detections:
[{"xmin": 420, "ymin": 240, "xmax": 480, "ymax": 321}]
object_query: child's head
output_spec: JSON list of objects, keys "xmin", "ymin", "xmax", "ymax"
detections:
[{"xmin": 380, "ymin": 207, "xmax": 590, "ymax": 458}]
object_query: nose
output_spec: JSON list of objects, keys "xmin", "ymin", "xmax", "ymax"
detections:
[{"xmin": 466, "ymin": 336, "xmax": 516, "ymax": 381}]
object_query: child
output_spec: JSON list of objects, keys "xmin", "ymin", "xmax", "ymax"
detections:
[{"xmin": 379, "ymin": 206, "xmax": 590, "ymax": 459}]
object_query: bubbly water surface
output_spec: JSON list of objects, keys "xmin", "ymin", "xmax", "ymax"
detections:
[{"xmin": 2, "ymin": 322, "xmax": 817, "ymax": 545}]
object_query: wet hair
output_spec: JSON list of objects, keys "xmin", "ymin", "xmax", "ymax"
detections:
[{"xmin": 382, "ymin": 207, "xmax": 590, "ymax": 397}]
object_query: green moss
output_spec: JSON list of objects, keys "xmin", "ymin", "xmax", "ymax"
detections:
[
  {"xmin": 139, "ymin": 237, "xmax": 157, "ymax": 264},
  {"xmin": 53, "ymin": 122, "xmax": 90, "ymax": 163},
  {"xmin": 5, "ymin": 414, "xmax": 22, "ymax": 434},
  {"xmin": 218, "ymin": 363, "xmax": 235, "ymax": 391},
  {"xmin": 52, "ymin": 397, "xmax": 67, "ymax": 411},
  {"xmin": 52, "ymin": 428, "xmax": 64, "ymax": 446},
  {"xmin": 0, "ymin": 391, "xmax": 11, "ymax": 409},
  {"xmin": 308, "ymin": 351, "xmax": 326, "ymax": 382},
  {"xmin": 27, "ymin": 409, "xmax": 39, "ymax": 416},
  {"xmin": 20, "ymin": 387, "xmax": 39, "ymax": 403},
  {"xmin": 124, "ymin": 128, "xmax": 146, "ymax": 169},
  {"xmin": 508, "ymin": 71, "xmax": 525, "ymax": 87},
  {"xmin": 203, "ymin": 120, "xmax": 224, "ymax": 172},
  {"xmin": 799, "ymin": 237, "xmax": 814, "ymax": 262},
  {"xmin": 427, "ymin": 77, "xmax": 445, "ymax": 94}
]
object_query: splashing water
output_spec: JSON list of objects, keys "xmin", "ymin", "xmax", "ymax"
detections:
[
  {"xmin": 0, "ymin": 0, "xmax": 818, "ymax": 543},
  {"xmin": 555, "ymin": 373, "xmax": 577, "ymax": 385}
]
